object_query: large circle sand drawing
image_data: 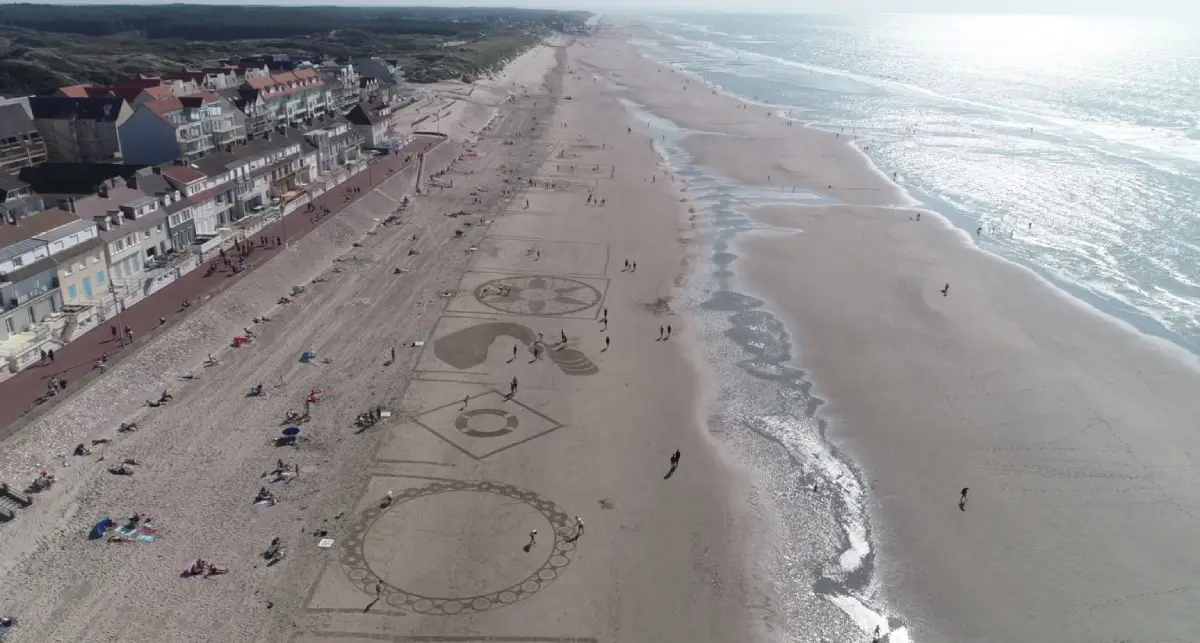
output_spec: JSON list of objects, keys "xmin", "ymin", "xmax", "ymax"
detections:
[
  {"xmin": 456, "ymin": 409, "xmax": 519, "ymax": 438},
  {"xmin": 475, "ymin": 276, "xmax": 600, "ymax": 316},
  {"xmin": 339, "ymin": 480, "xmax": 576, "ymax": 614}
]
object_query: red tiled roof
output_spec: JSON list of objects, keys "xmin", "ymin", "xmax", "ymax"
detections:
[
  {"xmin": 144, "ymin": 98, "xmax": 184, "ymax": 115},
  {"xmin": 294, "ymin": 69, "xmax": 317, "ymax": 81},
  {"xmin": 57, "ymin": 84, "xmax": 92, "ymax": 97},
  {"xmin": 161, "ymin": 165, "xmax": 206, "ymax": 184},
  {"xmin": 0, "ymin": 207, "xmax": 79, "ymax": 249},
  {"xmin": 144, "ymin": 85, "xmax": 175, "ymax": 100},
  {"xmin": 246, "ymin": 76, "xmax": 274, "ymax": 90},
  {"xmin": 187, "ymin": 186, "xmax": 224, "ymax": 204},
  {"xmin": 272, "ymin": 72, "xmax": 298, "ymax": 84}
]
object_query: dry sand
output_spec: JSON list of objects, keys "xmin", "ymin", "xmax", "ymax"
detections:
[
  {"xmin": 584, "ymin": 20, "xmax": 1200, "ymax": 643},
  {"xmin": 0, "ymin": 39, "xmax": 768, "ymax": 643}
]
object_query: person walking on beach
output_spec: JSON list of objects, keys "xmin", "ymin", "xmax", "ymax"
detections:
[
  {"xmin": 575, "ymin": 516, "xmax": 584, "ymax": 537},
  {"xmin": 48, "ymin": 348, "xmax": 54, "ymax": 362},
  {"xmin": 390, "ymin": 346, "xmax": 396, "ymax": 363},
  {"xmin": 959, "ymin": 487, "xmax": 969, "ymax": 510},
  {"xmin": 658, "ymin": 326, "xmax": 664, "ymax": 341},
  {"xmin": 510, "ymin": 377, "xmax": 519, "ymax": 396},
  {"xmin": 462, "ymin": 395, "xmax": 470, "ymax": 410},
  {"xmin": 527, "ymin": 529, "xmax": 538, "ymax": 549},
  {"xmin": 671, "ymin": 450, "xmax": 681, "ymax": 467},
  {"xmin": 941, "ymin": 283, "xmax": 950, "ymax": 297},
  {"xmin": 603, "ymin": 336, "xmax": 610, "ymax": 352},
  {"xmin": 560, "ymin": 329, "xmax": 567, "ymax": 345},
  {"xmin": 376, "ymin": 580, "xmax": 384, "ymax": 598},
  {"xmin": 666, "ymin": 325, "xmax": 672, "ymax": 340},
  {"xmin": 512, "ymin": 344, "xmax": 519, "ymax": 360}
]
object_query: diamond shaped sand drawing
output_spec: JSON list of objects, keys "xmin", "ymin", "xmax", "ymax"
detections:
[{"xmin": 414, "ymin": 390, "xmax": 565, "ymax": 460}]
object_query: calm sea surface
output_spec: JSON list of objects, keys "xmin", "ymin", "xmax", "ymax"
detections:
[{"xmin": 638, "ymin": 13, "xmax": 1200, "ymax": 352}]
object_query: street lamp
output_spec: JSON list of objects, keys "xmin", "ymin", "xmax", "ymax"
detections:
[{"xmin": 108, "ymin": 282, "xmax": 126, "ymax": 349}]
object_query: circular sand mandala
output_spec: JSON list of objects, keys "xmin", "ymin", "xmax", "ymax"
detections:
[
  {"xmin": 340, "ymin": 480, "xmax": 576, "ymax": 614},
  {"xmin": 475, "ymin": 276, "xmax": 600, "ymax": 316},
  {"xmin": 456, "ymin": 409, "xmax": 519, "ymax": 438}
]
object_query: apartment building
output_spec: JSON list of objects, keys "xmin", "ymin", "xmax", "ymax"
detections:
[
  {"xmin": 315, "ymin": 61, "xmax": 363, "ymax": 114},
  {"xmin": 0, "ymin": 103, "xmax": 49, "ymax": 173},
  {"xmin": 346, "ymin": 102, "xmax": 414, "ymax": 151},
  {"xmin": 0, "ymin": 193, "xmax": 78, "ymax": 371},
  {"xmin": 304, "ymin": 116, "xmax": 365, "ymax": 180},
  {"xmin": 229, "ymin": 69, "xmax": 330, "ymax": 138},
  {"xmin": 181, "ymin": 126, "xmax": 318, "ymax": 237},
  {"xmin": 29, "ymin": 96, "xmax": 132, "ymax": 163},
  {"xmin": 67, "ymin": 180, "xmax": 171, "ymax": 309},
  {"xmin": 119, "ymin": 93, "xmax": 247, "ymax": 165}
]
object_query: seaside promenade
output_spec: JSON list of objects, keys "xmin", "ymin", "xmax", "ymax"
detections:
[{"xmin": 0, "ymin": 136, "xmax": 442, "ymax": 437}]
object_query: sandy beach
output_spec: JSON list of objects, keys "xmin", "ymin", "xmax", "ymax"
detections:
[
  {"xmin": 0, "ymin": 36, "xmax": 767, "ymax": 643},
  {"xmin": 581, "ymin": 19, "xmax": 1200, "ymax": 643}
]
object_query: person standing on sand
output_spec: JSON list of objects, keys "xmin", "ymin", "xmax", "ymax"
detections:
[
  {"xmin": 510, "ymin": 377, "xmax": 519, "ymax": 396},
  {"xmin": 658, "ymin": 326, "xmax": 664, "ymax": 341},
  {"xmin": 666, "ymin": 325, "xmax": 672, "ymax": 340},
  {"xmin": 390, "ymin": 347, "xmax": 396, "ymax": 363},
  {"xmin": 959, "ymin": 487, "xmax": 969, "ymax": 510},
  {"xmin": 942, "ymin": 283, "xmax": 950, "ymax": 297},
  {"xmin": 575, "ymin": 516, "xmax": 584, "ymax": 537},
  {"xmin": 376, "ymin": 580, "xmax": 384, "ymax": 597}
]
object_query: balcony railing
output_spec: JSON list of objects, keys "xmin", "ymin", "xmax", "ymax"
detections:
[{"xmin": 2, "ymin": 285, "xmax": 59, "ymax": 312}]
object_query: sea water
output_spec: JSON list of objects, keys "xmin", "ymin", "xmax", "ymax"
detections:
[
  {"xmin": 618, "ymin": 13, "xmax": 1200, "ymax": 642},
  {"xmin": 638, "ymin": 13, "xmax": 1200, "ymax": 354}
]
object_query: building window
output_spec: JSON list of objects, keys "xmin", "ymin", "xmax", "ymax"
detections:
[
  {"xmin": 68, "ymin": 284, "xmax": 78, "ymax": 300},
  {"xmin": 97, "ymin": 270, "xmax": 106, "ymax": 285},
  {"xmin": 11, "ymin": 256, "xmax": 22, "ymax": 267}
]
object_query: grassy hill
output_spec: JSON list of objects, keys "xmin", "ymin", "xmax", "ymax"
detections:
[{"xmin": 0, "ymin": 4, "xmax": 590, "ymax": 96}]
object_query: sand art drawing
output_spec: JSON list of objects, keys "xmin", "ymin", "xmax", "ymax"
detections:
[
  {"xmin": 413, "ymin": 390, "xmax": 565, "ymax": 460},
  {"xmin": 474, "ymin": 276, "xmax": 600, "ymax": 316},
  {"xmin": 339, "ymin": 480, "xmax": 576, "ymax": 614},
  {"xmin": 434, "ymin": 321, "xmax": 599, "ymax": 376}
]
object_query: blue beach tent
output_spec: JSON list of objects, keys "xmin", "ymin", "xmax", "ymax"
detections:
[{"xmin": 89, "ymin": 517, "xmax": 113, "ymax": 540}]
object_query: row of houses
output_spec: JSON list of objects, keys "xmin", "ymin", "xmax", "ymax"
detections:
[{"xmin": 0, "ymin": 56, "xmax": 419, "ymax": 377}]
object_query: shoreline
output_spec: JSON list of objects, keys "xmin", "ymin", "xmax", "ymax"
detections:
[
  {"xmin": 609, "ymin": 19, "xmax": 1200, "ymax": 643},
  {"xmin": 632, "ymin": 18, "xmax": 1200, "ymax": 360}
]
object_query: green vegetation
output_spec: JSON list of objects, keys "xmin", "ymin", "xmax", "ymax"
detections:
[{"xmin": 0, "ymin": 4, "xmax": 590, "ymax": 96}]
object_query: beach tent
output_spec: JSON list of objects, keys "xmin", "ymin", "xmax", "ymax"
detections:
[
  {"xmin": 89, "ymin": 517, "xmax": 113, "ymax": 540},
  {"xmin": 300, "ymin": 350, "xmax": 317, "ymax": 363}
]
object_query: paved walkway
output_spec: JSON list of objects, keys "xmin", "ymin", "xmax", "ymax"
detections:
[{"xmin": 0, "ymin": 135, "xmax": 445, "ymax": 436}]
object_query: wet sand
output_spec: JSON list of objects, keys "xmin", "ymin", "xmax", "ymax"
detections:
[{"xmin": 594, "ymin": 21, "xmax": 1200, "ymax": 643}]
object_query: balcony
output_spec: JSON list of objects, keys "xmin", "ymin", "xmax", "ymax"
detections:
[
  {"xmin": 2, "ymin": 285, "xmax": 59, "ymax": 313},
  {"xmin": 236, "ymin": 181, "xmax": 259, "ymax": 199}
]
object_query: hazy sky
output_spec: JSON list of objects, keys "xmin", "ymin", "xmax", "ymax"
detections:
[{"xmin": 1, "ymin": 0, "xmax": 1196, "ymax": 15}]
